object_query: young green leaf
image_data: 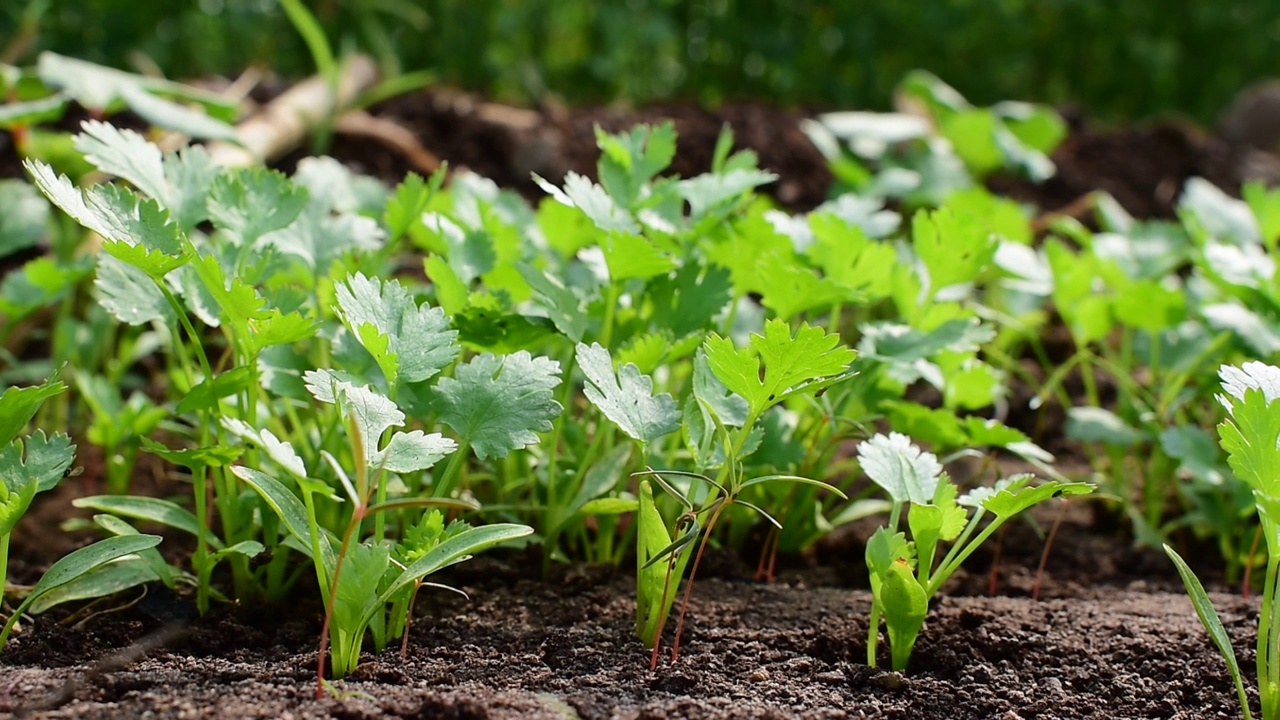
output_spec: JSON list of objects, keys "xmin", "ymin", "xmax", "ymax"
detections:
[
  {"xmin": 221, "ymin": 418, "xmax": 308, "ymax": 479},
  {"xmin": 576, "ymin": 343, "xmax": 680, "ymax": 444},
  {"xmin": 703, "ymin": 318, "xmax": 856, "ymax": 419},
  {"xmin": 162, "ymin": 145, "xmax": 219, "ymax": 232},
  {"xmin": 0, "ymin": 430, "xmax": 76, "ymax": 496},
  {"xmin": 231, "ymin": 465, "xmax": 334, "ymax": 565},
  {"xmin": 857, "ymin": 432, "xmax": 943, "ymax": 506},
  {"xmin": 94, "ymin": 255, "xmax": 174, "ymax": 326},
  {"xmin": 880, "ymin": 557, "xmax": 927, "ymax": 672},
  {"xmin": 911, "ymin": 207, "xmax": 998, "ymax": 296},
  {"xmin": 517, "ymin": 263, "xmax": 590, "ymax": 342},
  {"xmin": 72, "ymin": 495, "xmax": 206, "ymax": 543},
  {"xmin": 385, "ymin": 171, "xmax": 441, "ymax": 241},
  {"xmin": 1218, "ymin": 387, "xmax": 1280, "ymax": 498},
  {"xmin": 647, "ymin": 261, "xmax": 733, "ymax": 338},
  {"xmin": 303, "ymin": 369, "xmax": 457, "ymax": 472},
  {"xmin": 534, "ymin": 171, "xmax": 639, "ymax": 234},
  {"xmin": 675, "ymin": 168, "xmax": 778, "ymax": 221},
  {"xmin": 602, "ymin": 232, "xmax": 677, "ymax": 282},
  {"xmin": 433, "ymin": 352, "xmax": 562, "ymax": 460},
  {"xmin": 334, "ymin": 272, "xmax": 460, "ymax": 389},
  {"xmin": 116, "ymin": 83, "xmax": 238, "ymax": 142},
  {"xmin": 72, "ymin": 120, "xmax": 167, "ymax": 200},
  {"xmin": 0, "ymin": 373, "xmax": 66, "ymax": 447},
  {"xmin": 372, "ymin": 523, "xmax": 533, "ymax": 612},
  {"xmin": 596, "ymin": 122, "xmax": 677, "ymax": 206},
  {"xmin": 207, "ymin": 167, "xmax": 309, "ymax": 246}
]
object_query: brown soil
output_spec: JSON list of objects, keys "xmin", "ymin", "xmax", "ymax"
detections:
[{"xmin": 0, "ymin": 500, "xmax": 1255, "ymax": 720}]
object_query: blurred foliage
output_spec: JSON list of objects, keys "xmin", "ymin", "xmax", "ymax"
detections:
[{"xmin": 4, "ymin": 0, "xmax": 1279, "ymax": 122}]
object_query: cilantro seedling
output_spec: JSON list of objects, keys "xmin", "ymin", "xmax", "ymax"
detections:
[
  {"xmin": 858, "ymin": 432, "xmax": 1091, "ymax": 671},
  {"xmin": 1165, "ymin": 362, "xmax": 1280, "ymax": 720},
  {"xmin": 635, "ymin": 319, "xmax": 855, "ymax": 666}
]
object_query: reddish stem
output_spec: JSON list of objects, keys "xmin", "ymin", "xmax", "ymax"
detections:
[
  {"xmin": 1032, "ymin": 499, "xmax": 1069, "ymax": 602},
  {"xmin": 987, "ymin": 526, "xmax": 1005, "ymax": 595},
  {"xmin": 316, "ymin": 506, "xmax": 366, "ymax": 699},
  {"xmin": 670, "ymin": 502, "xmax": 729, "ymax": 663},
  {"xmin": 650, "ymin": 552, "xmax": 679, "ymax": 671},
  {"xmin": 1244, "ymin": 524, "xmax": 1263, "ymax": 600},
  {"xmin": 754, "ymin": 527, "xmax": 779, "ymax": 583}
]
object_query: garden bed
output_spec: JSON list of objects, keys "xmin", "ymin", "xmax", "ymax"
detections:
[
  {"xmin": 0, "ymin": 502, "xmax": 1251, "ymax": 719},
  {"xmin": 4, "ymin": 75, "xmax": 1280, "ymax": 720}
]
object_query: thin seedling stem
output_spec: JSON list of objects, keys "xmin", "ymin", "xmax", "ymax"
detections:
[
  {"xmin": 987, "ymin": 526, "xmax": 1005, "ymax": 596},
  {"xmin": 1244, "ymin": 524, "xmax": 1263, "ymax": 600},
  {"xmin": 1032, "ymin": 499, "xmax": 1069, "ymax": 602},
  {"xmin": 670, "ymin": 501, "xmax": 729, "ymax": 663}
]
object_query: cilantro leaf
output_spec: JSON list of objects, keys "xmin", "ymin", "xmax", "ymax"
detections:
[
  {"xmin": 304, "ymin": 369, "xmax": 456, "ymax": 473},
  {"xmin": 95, "ymin": 254, "xmax": 173, "ymax": 325},
  {"xmin": 856, "ymin": 432, "xmax": 943, "ymax": 506},
  {"xmin": 433, "ymin": 352, "xmax": 562, "ymax": 460},
  {"xmin": 0, "ymin": 372, "xmax": 65, "ymax": 449},
  {"xmin": 384, "ymin": 171, "xmax": 435, "ymax": 241},
  {"xmin": 162, "ymin": 146, "xmax": 219, "ymax": 232},
  {"xmin": 911, "ymin": 207, "xmax": 998, "ymax": 297},
  {"xmin": 647, "ymin": 261, "xmax": 733, "ymax": 338},
  {"xmin": 72, "ymin": 121, "xmax": 167, "ymax": 200},
  {"xmin": 602, "ymin": 232, "xmax": 677, "ymax": 281},
  {"xmin": 675, "ymin": 168, "xmax": 777, "ymax": 222},
  {"xmin": 517, "ymin": 263, "xmax": 590, "ymax": 342},
  {"xmin": 596, "ymin": 122, "xmax": 677, "ymax": 206},
  {"xmin": 703, "ymin": 318, "xmax": 856, "ymax": 418},
  {"xmin": 0, "ymin": 425, "xmax": 73, "ymax": 491},
  {"xmin": 534, "ymin": 171, "xmax": 639, "ymax": 234},
  {"xmin": 0, "ymin": 431, "xmax": 76, "ymax": 534},
  {"xmin": 576, "ymin": 343, "xmax": 679, "ymax": 444},
  {"xmin": 1219, "ymin": 386, "xmax": 1280, "ymax": 498},
  {"xmin": 207, "ymin": 167, "xmax": 309, "ymax": 246},
  {"xmin": 335, "ymin": 272, "xmax": 460, "ymax": 389}
]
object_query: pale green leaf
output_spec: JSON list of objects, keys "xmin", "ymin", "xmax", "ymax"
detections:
[
  {"xmin": 0, "ymin": 430, "xmax": 74, "ymax": 495},
  {"xmin": 207, "ymin": 167, "xmax": 308, "ymax": 246},
  {"xmin": 576, "ymin": 342, "xmax": 679, "ymax": 444},
  {"xmin": 118, "ymin": 83, "xmax": 238, "ymax": 141},
  {"xmin": 675, "ymin": 168, "xmax": 777, "ymax": 221},
  {"xmin": 72, "ymin": 121, "xmax": 166, "ymax": 200},
  {"xmin": 0, "ymin": 180, "xmax": 49, "ymax": 257},
  {"xmin": 856, "ymin": 432, "xmax": 942, "ymax": 506},
  {"xmin": 534, "ymin": 171, "xmax": 639, "ymax": 234}
]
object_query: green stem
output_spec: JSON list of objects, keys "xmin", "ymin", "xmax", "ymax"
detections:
[
  {"xmin": 0, "ymin": 533, "xmax": 9, "ymax": 611},
  {"xmin": 432, "ymin": 441, "xmax": 471, "ymax": 498},
  {"xmin": 192, "ymin": 464, "xmax": 211, "ymax": 614}
]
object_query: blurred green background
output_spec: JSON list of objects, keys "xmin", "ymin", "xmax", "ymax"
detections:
[{"xmin": 5, "ymin": 0, "xmax": 1278, "ymax": 122}]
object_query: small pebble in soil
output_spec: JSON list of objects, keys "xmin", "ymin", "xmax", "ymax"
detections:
[{"xmin": 873, "ymin": 671, "xmax": 907, "ymax": 691}]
